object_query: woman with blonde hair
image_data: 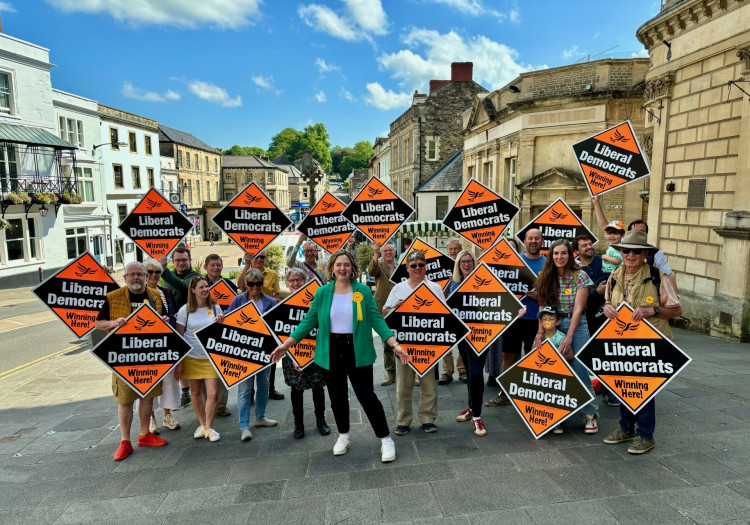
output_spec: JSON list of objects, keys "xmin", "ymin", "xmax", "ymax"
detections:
[{"xmin": 174, "ymin": 276, "xmax": 225, "ymax": 442}]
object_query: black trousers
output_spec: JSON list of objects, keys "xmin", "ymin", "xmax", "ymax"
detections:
[
  {"xmin": 291, "ymin": 386, "xmax": 326, "ymax": 424},
  {"xmin": 326, "ymin": 333, "xmax": 389, "ymax": 438},
  {"xmin": 458, "ymin": 341, "xmax": 488, "ymax": 417},
  {"xmin": 502, "ymin": 318, "xmax": 537, "ymax": 355}
]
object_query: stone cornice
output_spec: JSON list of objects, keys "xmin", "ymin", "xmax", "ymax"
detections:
[
  {"xmin": 645, "ymin": 73, "xmax": 675, "ymax": 101},
  {"xmin": 637, "ymin": 0, "xmax": 742, "ymax": 50}
]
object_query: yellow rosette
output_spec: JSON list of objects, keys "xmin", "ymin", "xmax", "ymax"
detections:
[{"xmin": 352, "ymin": 291, "xmax": 364, "ymax": 322}]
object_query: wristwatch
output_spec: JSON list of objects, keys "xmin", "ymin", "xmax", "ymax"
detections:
[{"xmin": 652, "ymin": 306, "xmax": 660, "ymax": 316}]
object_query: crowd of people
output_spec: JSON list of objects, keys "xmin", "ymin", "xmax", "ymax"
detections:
[{"xmin": 97, "ymin": 202, "xmax": 681, "ymax": 462}]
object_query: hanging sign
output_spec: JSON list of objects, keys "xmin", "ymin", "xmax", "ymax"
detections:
[
  {"xmin": 572, "ymin": 120, "xmax": 650, "ymax": 197},
  {"xmin": 262, "ymin": 279, "xmax": 320, "ymax": 370},
  {"xmin": 389, "ymin": 238, "xmax": 453, "ymax": 289},
  {"xmin": 445, "ymin": 262, "xmax": 523, "ymax": 355},
  {"xmin": 498, "ymin": 340, "xmax": 594, "ymax": 439},
  {"xmin": 32, "ymin": 252, "xmax": 120, "ymax": 338},
  {"xmin": 516, "ymin": 198, "xmax": 598, "ymax": 255},
  {"xmin": 212, "ymin": 182, "xmax": 292, "ymax": 254},
  {"xmin": 195, "ymin": 301, "xmax": 278, "ymax": 389},
  {"xmin": 118, "ymin": 188, "xmax": 193, "ymax": 258},
  {"xmin": 208, "ymin": 278, "xmax": 238, "ymax": 310},
  {"xmin": 575, "ymin": 303, "xmax": 691, "ymax": 414},
  {"xmin": 384, "ymin": 283, "xmax": 470, "ymax": 377},
  {"xmin": 342, "ymin": 176, "xmax": 414, "ymax": 244},
  {"xmin": 90, "ymin": 303, "xmax": 190, "ymax": 397},
  {"xmin": 442, "ymin": 179, "xmax": 519, "ymax": 250},
  {"xmin": 477, "ymin": 238, "xmax": 538, "ymax": 299},
  {"xmin": 297, "ymin": 191, "xmax": 356, "ymax": 254}
]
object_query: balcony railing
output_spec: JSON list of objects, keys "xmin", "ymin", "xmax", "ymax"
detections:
[{"xmin": 0, "ymin": 144, "xmax": 78, "ymax": 199}]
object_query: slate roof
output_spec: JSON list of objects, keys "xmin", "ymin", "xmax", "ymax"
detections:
[
  {"xmin": 221, "ymin": 155, "xmax": 280, "ymax": 169},
  {"xmin": 417, "ymin": 149, "xmax": 463, "ymax": 192},
  {"xmin": 158, "ymin": 124, "xmax": 215, "ymax": 153}
]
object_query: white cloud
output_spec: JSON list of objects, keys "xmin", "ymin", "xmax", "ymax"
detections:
[
  {"xmin": 122, "ymin": 81, "xmax": 181, "ymax": 102},
  {"xmin": 315, "ymin": 90, "xmax": 327, "ymax": 102},
  {"xmin": 593, "ymin": 32, "xmax": 600, "ymax": 39},
  {"xmin": 509, "ymin": 7, "xmax": 520, "ymax": 23},
  {"xmin": 364, "ymin": 83, "xmax": 411, "ymax": 110},
  {"xmin": 424, "ymin": 0, "xmax": 507, "ymax": 20},
  {"xmin": 632, "ymin": 48, "xmax": 649, "ymax": 58},
  {"xmin": 373, "ymin": 28, "xmax": 542, "ymax": 96},
  {"xmin": 315, "ymin": 57, "xmax": 340, "ymax": 74},
  {"xmin": 298, "ymin": 0, "xmax": 388, "ymax": 42},
  {"xmin": 0, "ymin": 2, "xmax": 17, "ymax": 12},
  {"xmin": 251, "ymin": 74, "xmax": 282, "ymax": 95},
  {"xmin": 188, "ymin": 81, "xmax": 242, "ymax": 107},
  {"xmin": 562, "ymin": 45, "xmax": 585, "ymax": 60},
  {"xmin": 340, "ymin": 87, "xmax": 357, "ymax": 102},
  {"xmin": 45, "ymin": 0, "xmax": 262, "ymax": 29}
]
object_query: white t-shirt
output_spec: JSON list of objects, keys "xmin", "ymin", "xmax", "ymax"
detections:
[
  {"xmin": 384, "ymin": 280, "xmax": 445, "ymax": 311},
  {"xmin": 330, "ymin": 292, "xmax": 353, "ymax": 334},
  {"xmin": 176, "ymin": 304, "xmax": 222, "ymax": 360}
]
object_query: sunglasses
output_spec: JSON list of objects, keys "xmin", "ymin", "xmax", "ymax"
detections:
[
  {"xmin": 409, "ymin": 263, "xmax": 426, "ymax": 269},
  {"xmin": 247, "ymin": 281, "xmax": 263, "ymax": 287},
  {"xmin": 254, "ymin": 256, "xmax": 266, "ymax": 260},
  {"xmin": 621, "ymin": 248, "xmax": 644, "ymax": 255},
  {"xmin": 146, "ymin": 269, "xmax": 162, "ymax": 275}
]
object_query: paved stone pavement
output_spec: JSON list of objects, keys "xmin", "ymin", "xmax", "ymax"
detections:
[{"xmin": 2, "ymin": 324, "xmax": 750, "ymax": 524}]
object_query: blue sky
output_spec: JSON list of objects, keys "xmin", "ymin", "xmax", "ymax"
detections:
[{"xmin": 2, "ymin": 0, "xmax": 660, "ymax": 151}]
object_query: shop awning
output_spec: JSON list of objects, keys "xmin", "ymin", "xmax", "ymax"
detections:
[
  {"xmin": 0, "ymin": 122, "xmax": 76, "ymax": 149},
  {"xmin": 395, "ymin": 220, "xmax": 453, "ymax": 239}
]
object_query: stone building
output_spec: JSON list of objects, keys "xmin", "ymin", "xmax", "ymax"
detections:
[
  {"xmin": 273, "ymin": 153, "xmax": 325, "ymax": 213},
  {"xmin": 462, "ymin": 58, "xmax": 649, "ymax": 240},
  {"xmin": 221, "ymin": 155, "xmax": 290, "ymax": 210},
  {"xmin": 636, "ymin": 0, "xmax": 750, "ymax": 340},
  {"xmin": 389, "ymin": 62, "xmax": 488, "ymax": 213},
  {"xmin": 367, "ymin": 137, "xmax": 391, "ymax": 187}
]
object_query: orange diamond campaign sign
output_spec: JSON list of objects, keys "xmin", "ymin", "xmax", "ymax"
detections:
[
  {"xmin": 212, "ymin": 182, "xmax": 292, "ymax": 254},
  {"xmin": 342, "ymin": 176, "xmax": 414, "ymax": 244},
  {"xmin": 32, "ymin": 252, "xmax": 120, "ymax": 338},
  {"xmin": 297, "ymin": 191, "xmax": 356, "ymax": 254},
  {"xmin": 209, "ymin": 278, "xmax": 238, "ymax": 310},
  {"xmin": 576, "ymin": 303, "xmax": 692, "ymax": 414},
  {"xmin": 118, "ymin": 188, "xmax": 194, "ymax": 258},
  {"xmin": 445, "ymin": 262, "xmax": 523, "ymax": 355},
  {"xmin": 442, "ymin": 179, "xmax": 519, "ymax": 250},
  {"xmin": 516, "ymin": 198, "xmax": 598, "ymax": 255},
  {"xmin": 384, "ymin": 283, "xmax": 470, "ymax": 377},
  {"xmin": 263, "ymin": 279, "xmax": 320, "ymax": 370},
  {"xmin": 477, "ymin": 238, "xmax": 538, "ymax": 299},
  {"xmin": 91, "ymin": 303, "xmax": 191, "ymax": 397},
  {"xmin": 390, "ymin": 238, "xmax": 454, "ymax": 290},
  {"xmin": 195, "ymin": 301, "xmax": 278, "ymax": 389},
  {"xmin": 498, "ymin": 340, "xmax": 594, "ymax": 438},
  {"xmin": 572, "ymin": 120, "xmax": 650, "ymax": 197}
]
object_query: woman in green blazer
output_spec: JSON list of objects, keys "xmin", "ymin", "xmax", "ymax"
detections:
[{"xmin": 271, "ymin": 249, "xmax": 406, "ymax": 463}]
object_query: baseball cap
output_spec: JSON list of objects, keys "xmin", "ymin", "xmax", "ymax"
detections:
[
  {"xmin": 537, "ymin": 306, "xmax": 558, "ymax": 319},
  {"xmin": 605, "ymin": 220, "xmax": 625, "ymax": 233}
]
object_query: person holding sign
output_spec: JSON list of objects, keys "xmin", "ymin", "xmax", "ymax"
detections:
[
  {"xmin": 95, "ymin": 261, "xmax": 169, "ymax": 461},
  {"xmin": 270, "ymin": 250, "xmax": 405, "ymax": 463},
  {"xmin": 535, "ymin": 239, "xmax": 600, "ymax": 434},
  {"xmin": 439, "ymin": 238, "xmax": 467, "ymax": 386},
  {"xmin": 384, "ymin": 251, "xmax": 444, "ymax": 436},
  {"xmin": 281, "ymin": 267, "xmax": 330, "ymax": 439},
  {"xmin": 202, "ymin": 254, "xmax": 233, "ymax": 418},
  {"xmin": 289, "ymin": 236, "xmax": 328, "ymax": 284},
  {"xmin": 173, "ymin": 277, "xmax": 225, "ymax": 443},
  {"xmin": 368, "ymin": 241, "xmax": 397, "ymax": 386},
  {"xmin": 449, "ymin": 250, "xmax": 488, "ymax": 437},
  {"xmin": 601, "ymin": 231, "xmax": 682, "ymax": 454},
  {"xmin": 228, "ymin": 269, "xmax": 279, "ymax": 442}
]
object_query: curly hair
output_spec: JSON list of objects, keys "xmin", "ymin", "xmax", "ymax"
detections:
[
  {"xmin": 535, "ymin": 239, "xmax": 580, "ymax": 308},
  {"xmin": 325, "ymin": 249, "xmax": 360, "ymax": 282}
]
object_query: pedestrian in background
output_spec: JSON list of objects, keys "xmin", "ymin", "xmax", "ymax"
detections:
[{"xmin": 368, "ymin": 241, "xmax": 397, "ymax": 386}]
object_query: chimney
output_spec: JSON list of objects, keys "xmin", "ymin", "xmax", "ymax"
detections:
[
  {"xmin": 0, "ymin": 15, "xmax": 3, "ymax": 34},
  {"xmin": 429, "ymin": 80, "xmax": 448, "ymax": 93},
  {"xmin": 451, "ymin": 62, "xmax": 473, "ymax": 82},
  {"xmin": 412, "ymin": 90, "xmax": 427, "ymax": 105}
]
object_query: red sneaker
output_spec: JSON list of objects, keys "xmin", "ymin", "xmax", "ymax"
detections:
[
  {"xmin": 137, "ymin": 432, "xmax": 168, "ymax": 447},
  {"xmin": 456, "ymin": 407, "xmax": 472, "ymax": 422},
  {"xmin": 473, "ymin": 418, "xmax": 487, "ymax": 437},
  {"xmin": 114, "ymin": 440, "xmax": 133, "ymax": 461}
]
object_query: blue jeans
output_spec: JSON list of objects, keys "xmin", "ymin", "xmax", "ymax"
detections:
[
  {"xmin": 620, "ymin": 399, "xmax": 655, "ymax": 439},
  {"xmin": 238, "ymin": 367, "xmax": 271, "ymax": 430},
  {"xmin": 559, "ymin": 316, "xmax": 599, "ymax": 417}
]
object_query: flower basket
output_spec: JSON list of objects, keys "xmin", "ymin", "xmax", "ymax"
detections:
[
  {"xmin": 59, "ymin": 192, "xmax": 84, "ymax": 204},
  {"xmin": 2, "ymin": 192, "xmax": 32, "ymax": 205},
  {"xmin": 33, "ymin": 192, "xmax": 58, "ymax": 205},
  {"xmin": 0, "ymin": 218, "xmax": 10, "ymax": 230}
]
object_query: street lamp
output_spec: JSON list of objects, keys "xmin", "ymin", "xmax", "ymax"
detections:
[
  {"xmin": 92, "ymin": 141, "xmax": 127, "ymax": 153},
  {"xmin": 39, "ymin": 205, "xmax": 48, "ymax": 217}
]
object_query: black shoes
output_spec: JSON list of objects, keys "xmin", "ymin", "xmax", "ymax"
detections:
[
  {"xmin": 269, "ymin": 389, "xmax": 285, "ymax": 400},
  {"xmin": 317, "ymin": 417, "xmax": 331, "ymax": 435}
]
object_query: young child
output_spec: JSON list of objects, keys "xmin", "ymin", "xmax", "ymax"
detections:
[
  {"xmin": 535, "ymin": 306, "xmax": 566, "ymax": 350},
  {"xmin": 601, "ymin": 220, "xmax": 625, "ymax": 274}
]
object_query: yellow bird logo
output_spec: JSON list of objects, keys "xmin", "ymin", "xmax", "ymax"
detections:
[
  {"xmin": 535, "ymin": 351, "xmax": 558, "ymax": 368},
  {"xmin": 74, "ymin": 262, "xmax": 96, "ymax": 278},
  {"xmin": 467, "ymin": 190, "xmax": 484, "ymax": 203},
  {"xmin": 367, "ymin": 187, "xmax": 383, "ymax": 198},
  {"xmin": 614, "ymin": 318, "xmax": 639, "ymax": 336},
  {"xmin": 549, "ymin": 209, "xmax": 568, "ymax": 222},
  {"xmin": 145, "ymin": 198, "xmax": 162, "ymax": 211},
  {"xmin": 473, "ymin": 275, "xmax": 492, "ymax": 289},
  {"xmin": 237, "ymin": 311, "xmax": 257, "ymax": 325},
  {"xmin": 412, "ymin": 295, "xmax": 434, "ymax": 310},
  {"xmin": 609, "ymin": 129, "xmax": 630, "ymax": 143},
  {"xmin": 133, "ymin": 316, "xmax": 156, "ymax": 331}
]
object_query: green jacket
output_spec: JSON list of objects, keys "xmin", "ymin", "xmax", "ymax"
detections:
[
  {"xmin": 290, "ymin": 281, "xmax": 393, "ymax": 370},
  {"xmin": 160, "ymin": 267, "xmax": 201, "ymax": 309}
]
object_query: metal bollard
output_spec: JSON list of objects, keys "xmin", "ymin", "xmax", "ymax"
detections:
[{"xmin": 38, "ymin": 267, "xmax": 43, "ymax": 282}]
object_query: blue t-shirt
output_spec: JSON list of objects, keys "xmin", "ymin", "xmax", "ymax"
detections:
[{"xmin": 521, "ymin": 253, "xmax": 546, "ymax": 320}]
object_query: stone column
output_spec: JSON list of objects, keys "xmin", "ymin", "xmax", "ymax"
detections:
[{"xmin": 713, "ymin": 212, "xmax": 750, "ymax": 341}]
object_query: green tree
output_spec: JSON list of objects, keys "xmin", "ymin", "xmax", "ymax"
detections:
[
  {"xmin": 224, "ymin": 145, "xmax": 268, "ymax": 156},
  {"xmin": 339, "ymin": 140, "xmax": 373, "ymax": 177},
  {"xmin": 330, "ymin": 145, "xmax": 354, "ymax": 176},
  {"xmin": 264, "ymin": 243, "xmax": 285, "ymax": 273},
  {"xmin": 267, "ymin": 124, "xmax": 332, "ymax": 173},
  {"xmin": 267, "ymin": 127, "xmax": 302, "ymax": 161}
]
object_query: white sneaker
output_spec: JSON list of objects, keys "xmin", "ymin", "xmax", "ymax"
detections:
[
  {"xmin": 162, "ymin": 413, "xmax": 180, "ymax": 430},
  {"xmin": 240, "ymin": 429, "xmax": 253, "ymax": 442},
  {"xmin": 206, "ymin": 428, "xmax": 220, "ymax": 442},
  {"xmin": 149, "ymin": 416, "xmax": 160, "ymax": 435},
  {"xmin": 333, "ymin": 434, "xmax": 350, "ymax": 456},
  {"xmin": 193, "ymin": 425, "xmax": 206, "ymax": 439},
  {"xmin": 584, "ymin": 414, "xmax": 599, "ymax": 434},
  {"xmin": 381, "ymin": 440, "xmax": 396, "ymax": 462}
]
